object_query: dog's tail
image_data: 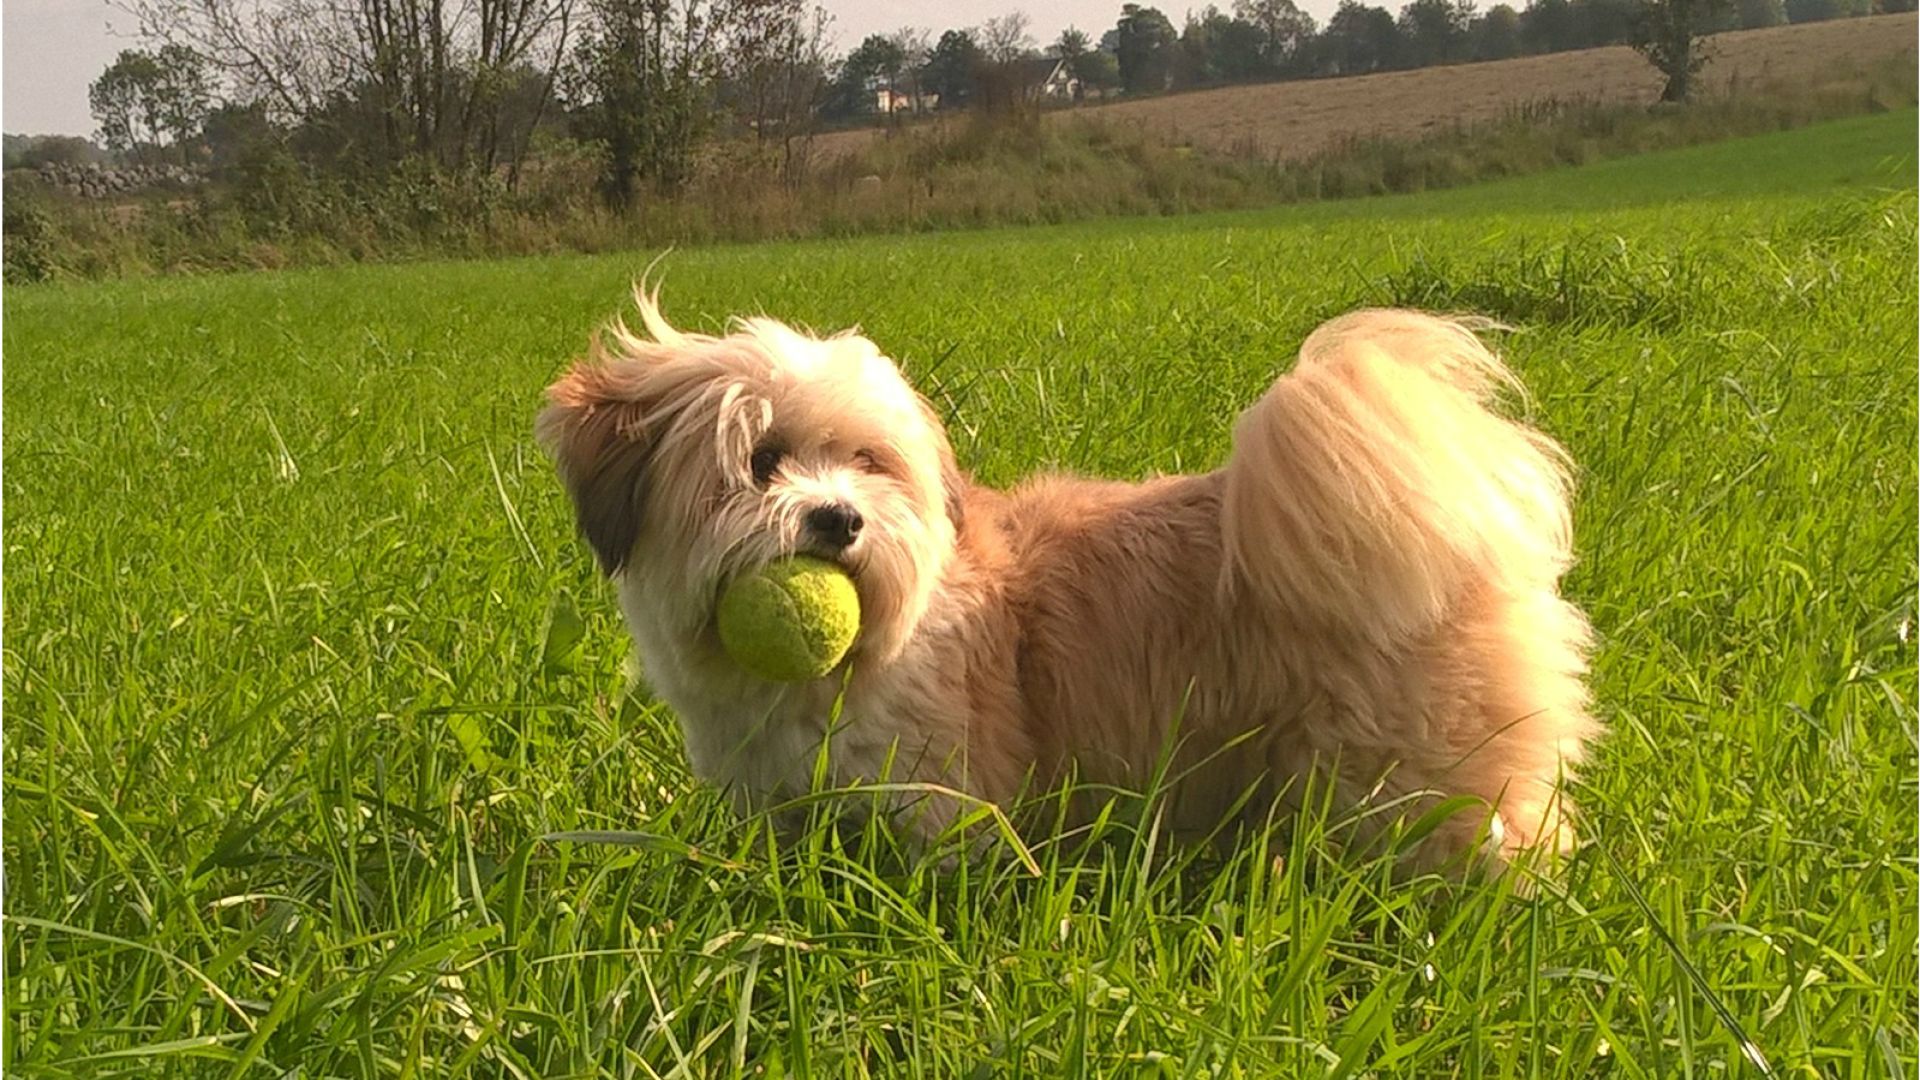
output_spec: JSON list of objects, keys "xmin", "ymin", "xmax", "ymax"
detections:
[{"xmin": 1220, "ymin": 310, "xmax": 1574, "ymax": 644}]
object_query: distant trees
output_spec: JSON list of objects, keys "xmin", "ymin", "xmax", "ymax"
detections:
[
  {"xmin": 1075, "ymin": 47, "xmax": 1125, "ymax": 93},
  {"xmin": 566, "ymin": 0, "xmax": 747, "ymax": 202},
  {"xmin": 1396, "ymin": 0, "xmax": 1474, "ymax": 66},
  {"xmin": 1630, "ymin": 0, "xmax": 1729, "ymax": 100},
  {"xmin": 724, "ymin": 1, "xmax": 832, "ymax": 155},
  {"xmin": 979, "ymin": 12, "xmax": 1036, "ymax": 62},
  {"xmin": 89, "ymin": 51, "xmax": 163, "ymax": 157},
  {"xmin": 2, "ymin": 134, "xmax": 103, "ymax": 170},
  {"xmin": 128, "ymin": 0, "xmax": 578, "ymax": 176},
  {"xmin": 1471, "ymin": 4, "xmax": 1525, "ymax": 59},
  {"xmin": 1236, "ymin": 0, "xmax": 1318, "ymax": 72},
  {"xmin": 1180, "ymin": 8, "xmax": 1262, "ymax": 83},
  {"xmin": 973, "ymin": 12, "xmax": 1040, "ymax": 111},
  {"xmin": 1051, "ymin": 26, "xmax": 1092, "ymax": 63},
  {"xmin": 828, "ymin": 33, "xmax": 908, "ymax": 118},
  {"xmin": 89, "ymin": 46, "xmax": 212, "ymax": 163},
  {"xmin": 1114, "ymin": 5, "xmax": 1179, "ymax": 92},
  {"xmin": 922, "ymin": 29, "xmax": 986, "ymax": 108},
  {"xmin": 1320, "ymin": 1, "xmax": 1403, "ymax": 73}
]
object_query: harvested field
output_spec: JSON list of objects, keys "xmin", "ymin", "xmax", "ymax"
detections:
[{"xmin": 813, "ymin": 13, "xmax": 1918, "ymax": 161}]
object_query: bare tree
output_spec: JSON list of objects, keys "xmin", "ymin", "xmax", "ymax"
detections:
[
  {"xmin": 727, "ymin": 2, "xmax": 831, "ymax": 168},
  {"xmin": 122, "ymin": 0, "xmax": 356, "ymax": 121},
  {"xmin": 979, "ymin": 11, "xmax": 1033, "ymax": 63},
  {"xmin": 975, "ymin": 11, "xmax": 1037, "ymax": 113},
  {"xmin": 123, "ymin": 0, "xmax": 576, "ymax": 173}
]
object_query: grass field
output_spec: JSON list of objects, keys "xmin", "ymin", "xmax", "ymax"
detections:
[{"xmin": 5, "ymin": 111, "xmax": 1916, "ymax": 1076}]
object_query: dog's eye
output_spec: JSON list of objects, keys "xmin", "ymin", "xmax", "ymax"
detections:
[
  {"xmin": 750, "ymin": 446, "xmax": 783, "ymax": 486},
  {"xmin": 852, "ymin": 449, "xmax": 887, "ymax": 475}
]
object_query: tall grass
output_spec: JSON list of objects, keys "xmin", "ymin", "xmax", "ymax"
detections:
[{"xmin": 6, "ymin": 53, "xmax": 1912, "ymax": 283}]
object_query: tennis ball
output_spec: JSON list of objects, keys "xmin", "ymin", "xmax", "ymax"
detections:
[{"xmin": 716, "ymin": 556, "xmax": 861, "ymax": 682}]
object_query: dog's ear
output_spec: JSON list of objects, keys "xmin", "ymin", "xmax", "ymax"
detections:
[{"xmin": 537, "ymin": 360, "xmax": 655, "ymax": 575}]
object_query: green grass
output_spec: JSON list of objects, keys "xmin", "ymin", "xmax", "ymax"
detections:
[{"xmin": 6, "ymin": 111, "xmax": 1915, "ymax": 1077}]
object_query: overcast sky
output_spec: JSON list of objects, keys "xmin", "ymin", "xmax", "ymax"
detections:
[{"xmin": 3, "ymin": 0, "xmax": 1344, "ymax": 138}]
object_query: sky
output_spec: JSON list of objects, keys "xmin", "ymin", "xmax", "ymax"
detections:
[{"xmin": 3, "ymin": 0, "xmax": 1345, "ymax": 138}]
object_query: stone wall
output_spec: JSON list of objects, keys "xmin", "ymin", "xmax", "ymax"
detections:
[{"xmin": 32, "ymin": 162, "xmax": 203, "ymax": 199}]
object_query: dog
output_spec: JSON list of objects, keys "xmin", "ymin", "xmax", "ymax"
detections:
[{"xmin": 538, "ymin": 291, "xmax": 1595, "ymax": 867}]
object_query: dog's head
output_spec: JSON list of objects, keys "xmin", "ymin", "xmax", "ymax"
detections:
[{"xmin": 538, "ymin": 290, "xmax": 965, "ymax": 663}]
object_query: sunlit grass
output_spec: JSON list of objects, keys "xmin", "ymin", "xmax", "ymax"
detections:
[{"xmin": 5, "ymin": 112, "xmax": 1915, "ymax": 1076}]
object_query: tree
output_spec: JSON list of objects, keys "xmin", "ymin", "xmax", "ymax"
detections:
[
  {"xmin": 1211, "ymin": 10, "xmax": 1270, "ymax": 80},
  {"xmin": 888, "ymin": 26, "xmax": 932, "ymax": 112},
  {"xmin": 90, "ymin": 50, "xmax": 165, "ymax": 159},
  {"xmin": 1470, "ymin": 3, "xmax": 1524, "ymax": 58},
  {"xmin": 975, "ymin": 13, "xmax": 1038, "ymax": 113},
  {"xmin": 92, "ymin": 45, "xmax": 213, "ymax": 165},
  {"xmin": 1074, "ymin": 48, "xmax": 1123, "ymax": 94},
  {"xmin": 1318, "ymin": 0, "xmax": 1403, "ymax": 73},
  {"xmin": 723, "ymin": 1, "xmax": 831, "ymax": 158},
  {"xmin": 1048, "ymin": 26, "xmax": 1099, "ymax": 100},
  {"xmin": 1573, "ymin": 0, "xmax": 1640, "ymax": 44},
  {"xmin": 201, "ymin": 100, "xmax": 275, "ymax": 171},
  {"xmin": 979, "ymin": 12, "xmax": 1034, "ymax": 63},
  {"xmin": 1178, "ymin": 10, "xmax": 1218, "ymax": 84},
  {"xmin": 826, "ymin": 33, "xmax": 907, "ymax": 118},
  {"xmin": 1177, "ymin": 7, "xmax": 1268, "ymax": 84},
  {"xmin": 150, "ymin": 45, "xmax": 214, "ymax": 162},
  {"xmin": 1051, "ymin": 26, "xmax": 1091, "ymax": 65},
  {"xmin": 1630, "ymin": 0, "xmax": 1729, "ymax": 100},
  {"xmin": 1113, "ymin": 4, "xmax": 1178, "ymax": 93},
  {"xmin": 921, "ymin": 29, "xmax": 985, "ymax": 108},
  {"xmin": 1234, "ymin": 0, "xmax": 1317, "ymax": 73},
  {"xmin": 567, "ymin": 0, "xmax": 750, "ymax": 204},
  {"xmin": 129, "ymin": 0, "xmax": 579, "ymax": 175},
  {"xmin": 1521, "ymin": 0, "xmax": 1582, "ymax": 51},
  {"xmin": 1397, "ymin": 0, "xmax": 1474, "ymax": 66}
]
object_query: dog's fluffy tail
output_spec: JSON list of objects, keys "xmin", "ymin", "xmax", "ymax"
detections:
[{"xmin": 1221, "ymin": 310, "xmax": 1574, "ymax": 644}]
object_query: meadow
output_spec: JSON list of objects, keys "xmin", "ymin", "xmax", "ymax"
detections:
[{"xmin": 5, "ymin": 111, "xmax": 1916, "ymax": 1076}]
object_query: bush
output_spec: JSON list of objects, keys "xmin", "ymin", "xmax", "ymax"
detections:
[{"xmin": 3, "ymin": 190, "xmax": 64, "ymax": 282}]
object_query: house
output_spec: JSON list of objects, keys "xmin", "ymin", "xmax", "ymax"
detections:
[
  {"xmin": 1018, "ymin": 57, "xmax": 1081, "ymax": 101},
  {"xmin": 874, "ymin": 85, "xmax": 939, "ymax": 114}
]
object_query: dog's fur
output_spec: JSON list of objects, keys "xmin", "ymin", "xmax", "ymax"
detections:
[{"xmin": 538, "ymin": 293, "xmax": 1595, "ymax": 865}]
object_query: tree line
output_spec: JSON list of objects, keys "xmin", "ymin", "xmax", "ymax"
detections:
[{"xmin": 71, "ymin": 0, "xmax": 1900, "ymax": 206}]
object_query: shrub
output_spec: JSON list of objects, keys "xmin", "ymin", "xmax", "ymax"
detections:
[{"xmin": 3, "ymin": 190, "xmax": 64, "ymax": 282}]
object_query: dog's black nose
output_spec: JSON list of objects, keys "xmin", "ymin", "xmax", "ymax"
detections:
[{"xmin": 806, "ymin": 504, "xmax": 863, "ymax": 549}]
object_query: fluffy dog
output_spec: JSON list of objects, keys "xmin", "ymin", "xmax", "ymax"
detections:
[{"xmin": 538, "ymin": 292, "xmax": 1595, "ymax": 866}]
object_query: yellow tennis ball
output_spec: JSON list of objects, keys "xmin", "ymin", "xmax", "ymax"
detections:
[{"xmin": 716, "ymin": 556, "xmax": 861, "ymax": 682}]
